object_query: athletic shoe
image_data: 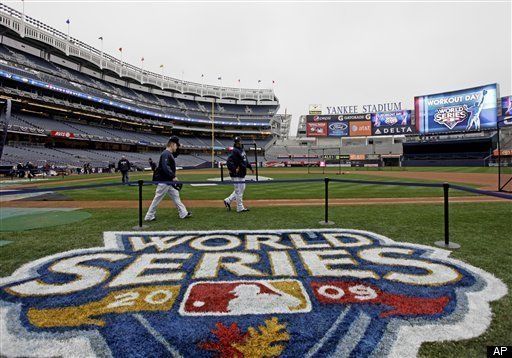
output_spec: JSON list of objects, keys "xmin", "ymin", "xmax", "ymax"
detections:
[
  {"xmin": 182, "ymin": 212, "xmax": 192, "ymax": 219},
  {"xmin": 224, "ymin": 200, "xmax": 231, "ymax": 211},
  {"xmin": 144, "ymin": 217, "xmax": 156, "ymax": 222},
  {"xmin": 238, "ymin": 208, "xmax": 250, "ymax": 213}
]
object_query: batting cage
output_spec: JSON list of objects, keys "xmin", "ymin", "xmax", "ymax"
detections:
[
  {"xmin": 497, "ymin": 119, "xmax": 512, "ymax": 192},
  {"xmin": 306, "ymin": 147, "xmax": 347, "ymax": 175},
  {"xmin": 306, "ymin": 147, "xmax": 391, "ymax": 174}
]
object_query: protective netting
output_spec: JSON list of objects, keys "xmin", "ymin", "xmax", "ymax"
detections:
[{"xmin": 498, "ymin": 124, "xmax": 512, "ymax": 192}]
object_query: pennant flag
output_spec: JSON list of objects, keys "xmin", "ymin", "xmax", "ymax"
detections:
[
  {"xmin": 118, "ymin": 47, "xmax": 123, "ymax": 52},
  {"xmin": 272, "ymin": 80, "xmax": 275, "ymax": 84},
  {"xmin": 201, "ymin": 74, "xmax": 204, "ymax": 78},
  {"xmin": 66, "ymin": 19, "xmax": 70, "ymax": 24},
  {"xmin": 141, "ymin": 57, "xmax": 144, "ymax": 62},
  {"xmin": 98, "ymin": 36, "xmax": 103, "ymax": 40},
  {"xmin": 160, "ymin": 64, "xmax": 164, "ymax": 68},
  {"xmin": 217, "ymin": 77, "xmax": 222, "ymax": 80},
  {"xmin": 258, "ymin": 80, "xmax": 262, "ymax": 83},
  {"xmin": 238, "ymin": 79, "xmax": 240, "ymax": 83}
]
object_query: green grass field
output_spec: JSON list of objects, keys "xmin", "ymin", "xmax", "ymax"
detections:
[
  {"xmin": 0, "ymin": 167, "xmax": 510, "ymax": 357},
  {"xmin": 0, "ymin": 202, "xmax": 511, "ymax": 357},
  {"xmin": 6, "ymin": 168, "xmax": 482, "ymax": 201}
]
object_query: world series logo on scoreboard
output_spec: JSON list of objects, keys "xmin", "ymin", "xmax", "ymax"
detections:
[
  {"xmin": 415, "ymin": 84, "xmax": 499, "ymax": 134},
  {"xmin": 371, "ymin": 110, "xmax": 415, "ymax": 135}
]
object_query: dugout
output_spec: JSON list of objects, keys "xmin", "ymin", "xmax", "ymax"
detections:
[{"xmin": 402, "ymin": 136, "xmax": 494, "ymax": 167}]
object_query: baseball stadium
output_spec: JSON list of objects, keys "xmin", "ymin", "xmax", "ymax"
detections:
[{"xmin": 0, "ymin": 2, "xmax": 511, "ymax": 358}]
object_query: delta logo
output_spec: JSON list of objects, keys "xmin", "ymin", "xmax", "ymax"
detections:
[{"xmin": 0, "ymin": 229, "xmax": 506, "ymax": 357}]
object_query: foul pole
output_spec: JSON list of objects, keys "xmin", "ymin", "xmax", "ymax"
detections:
[{"xmin": 0, "ymin": 99, "xmax": 12, "ymax": 161}]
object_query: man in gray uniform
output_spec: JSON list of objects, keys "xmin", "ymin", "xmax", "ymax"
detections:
[{"xmin": 145, "ymin": 136, "xmax": 191, "ymax": 221}]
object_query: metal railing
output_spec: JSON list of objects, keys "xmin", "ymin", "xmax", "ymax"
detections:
[{"xmin": 2, "ymin": 175, "xmax": 511, "ymax": 250}]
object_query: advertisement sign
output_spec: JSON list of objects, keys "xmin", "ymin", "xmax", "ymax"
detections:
[
  {"xmin": 328, "ymin": 120, "xmax": 349, "ymax": 136},
  {"xmin": 50, "ymin": 131, "xmax": 74, "ymax": 138},
  {"xmin": 306, "ymin": 113, "xmax": 371, "ymax": 123},
  {"xmin": 307, "ymin": 114, "xmax": 372, "ymax": 137},
  {"xmin": 493, "ymin": 149, "xmax": 512, "ymax": 157},
  {"xmin": 309, "ymin": 104, "xmax": 322, "ymax": 115},
  {"xmin": 372, "ymin": 110, "xmax": 415, "ymax": 135},
  {"xmin": 306, "ymin": 115, "xmax": 337, "ymax": 122},
  {"xmin": 306, "ymin": 122, "xmax": 328, "ymax": 137},
  {"xmin": 415, "ymin": 84, "xmax": 498, "ymax": 134},
  {"xmin": 501, "ymin": 96, "xmax": 512, "ymax": 125},
  {"xmin": 342, "ymin": 113, "xmax": 372, "ymax": 121},
  {"xmin": 349, "ymin": 121, "xmax": 372, "ymax": 137}
]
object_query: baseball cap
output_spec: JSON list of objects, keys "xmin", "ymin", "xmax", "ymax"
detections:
[
  {"xmin": 233, "ymin": 136, "xmax": 241, "ymax": 143},
  {"xmin": 168, "ymin": 136, "xmax": 181, "ymax": 147}
]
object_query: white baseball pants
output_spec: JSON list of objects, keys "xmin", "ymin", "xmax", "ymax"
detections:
[
  {"xmin": 225, "ymin": 177, "xmax": 246, "ymax": 212},
  {"xmin": 145, "ymin": 184, "xmax": 188, "ymax": 220}
]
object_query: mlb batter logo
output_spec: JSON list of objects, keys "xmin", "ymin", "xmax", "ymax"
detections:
[
  {"xmin": 181, "ymin": 280, "xmax": 310, "ymax": 315},
  {"xmin": 0, "ymin": 229, "xmax": 506, "ymax": 357}
]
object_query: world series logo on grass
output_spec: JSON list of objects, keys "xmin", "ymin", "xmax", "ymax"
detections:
[{"xmin": 0, "ymin": 229, "xmax": 506, "ymax": 357}]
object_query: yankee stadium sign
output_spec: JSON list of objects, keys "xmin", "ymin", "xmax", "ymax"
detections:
[
  {"xmin": 0, "ymin": 229, "xmax": 506, "ymax": 357},
  {"xmin": 326, "ymin": 102, "xmax": 403, "ymax": 115}
]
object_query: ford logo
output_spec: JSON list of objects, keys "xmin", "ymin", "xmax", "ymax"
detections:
[{"xmin": 329, "ymin": 123, "xmax": 348, "ymax": 131}]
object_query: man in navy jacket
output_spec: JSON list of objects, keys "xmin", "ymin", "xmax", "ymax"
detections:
[
  {"xmin": 117, "ymin": 156, "xmax": 131, "ymax": 183},
  {"xmin": 224, "ymin": 137, "xmax": 254, "ymax": 212},
  {"xmin": 145, "ymin": 136, "xmax": 191, "ymax": 221}
]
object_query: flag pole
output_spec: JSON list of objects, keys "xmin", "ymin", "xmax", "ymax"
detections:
[
  {"xmin": 65, "ymin": 19, "xmax": 70, "ymax": 56},
  {"xmin": 118, "ymin": 48, "xmax": 123, "ymax": 77},
  {"xmin": 20, "ymin": 0, "xmax": 26, "ymax": 38},
  {"xmin": 211, "ymin": 101, "xmax": 215, "ymax": 168},
  {"xmin": 181, "ymin": 70, "xmax": 184, "ymax": 93},
  {"xmin": 99, "ymin": 37, "xmax": 104, "ymax": 70},
  {"xmin": 140, "ymin": 57, "xmax": 144, "ymax": 84},
  {"xmin": 160, "ymin": 65, "xmax": 164, "ymax": 89}
]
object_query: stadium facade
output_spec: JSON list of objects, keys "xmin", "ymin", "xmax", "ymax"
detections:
[
  {"xmin": 277, "ymin": 89, "xmax": 511, "ymax": 168},
  {"xmin": 0, "ymin": 2, "xmax": 510, "ymax": 174},
  {"xmin": 0, "ymin": 3, "xmax": 280, "ymax": 172}
]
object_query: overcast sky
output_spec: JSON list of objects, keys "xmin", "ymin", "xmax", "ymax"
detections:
[{"xmin": 7, "ymin": 0, "xmax": 511, "ymax": 136}]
